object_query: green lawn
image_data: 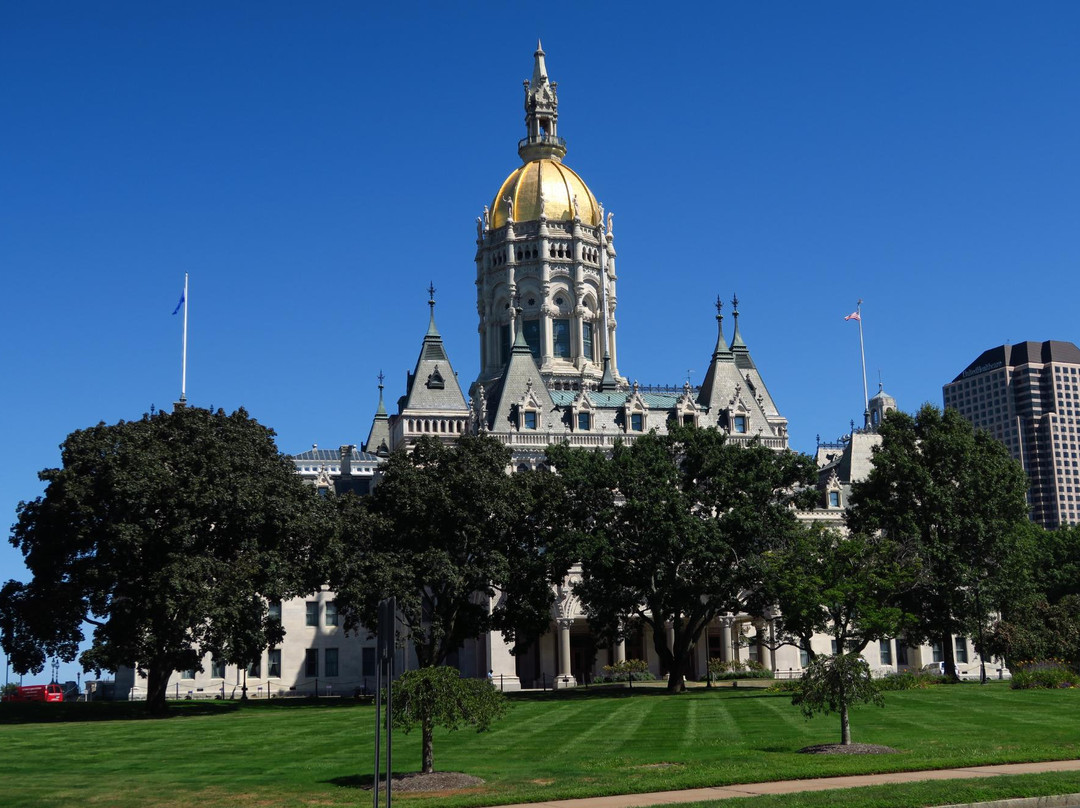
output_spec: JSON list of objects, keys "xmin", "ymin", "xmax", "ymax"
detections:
[{"xmin": 2, "ymin": 683, "xmax": 1079, "ymax": 808}]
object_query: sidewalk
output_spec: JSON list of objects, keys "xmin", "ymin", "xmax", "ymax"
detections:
[{"xmin": 483, "ymin": 759, "xmax": 1080, "ymax": 808}]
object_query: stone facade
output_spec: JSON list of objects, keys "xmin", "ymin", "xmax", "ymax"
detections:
[{"xmin": 126, "ymin": 45, "xmax": 997, "ymax": 701}]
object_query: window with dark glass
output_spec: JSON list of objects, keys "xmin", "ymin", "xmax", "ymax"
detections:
[
  {"xmin": 325, "ymin": 648, "xmax": 339, "ymax": 678},
  {"xmin": 553, "ymin": 319, "xmax": 571, "ymax": 358},
  {"xmin": 268, "ymin": 601, "xmax": 282, "ymax": 622},
  {"xmin": 630, "ymin": 413, "xmax": 643, "ymax": 431},
  {"xmin": 523, "ymin": 320, "xmax": 541, "ymax": 360},
  {"xmin": 211, "ymin": 659, "xmax": 226, "ymax": 679},
  {"xmin": 306, "ymin": 601, "xmax": 317, "ymax": 627},
  {"xmin": 523, "ymin": 410, "xmax": 537, "ymax": 429},
  {"xmin": 683, "ymin": 414, "xmax": 694, "ymax": 426},
  {"xmin": 181, "ymin": 668, "xmax": 195, "ymax": 680},
  {"xmin": 931, "ymin": 641, "xmax": 943, "ymax": 663},
  {"xmin": 733, "ymin": 415, "xmax": 747, "ymax": 433},
  {"xmin": 305, "ymin": 649, "xmax": 318, "ymax": 678},
  {"xmin": 955, "ymin": 636, "xmax": 968, "ymax": 664},
  {"xmin": 248, "ymin": 659, "xmax": 261, "ymax": 678},
  {"xmin": 577, "ymin": 412, "xmax": 590, "ymax": 431},
  {"xmin": 362, "ymin": 647, "xmax": 376, "ymax": 678},
  {"xmin": 828, "ymin": 491, "xmax": 840, "ymax": 508},
  {"xmin": 799, "ymin": 647, "xmax": 809, "ymax": 667},
  {"xmin": 879, "ymin": 639, "xmax": 893, "ymax": 665},
  {"xmin": 325, "ymin": 601, "xmax": 338, "ymax": 627},
  {"xmin": 268, "ymin": 649, "xmax": 281, "ymax": 678},
  {"xmin": 582, "ymin": 322, "xmax": 594, "ymax": 362}
]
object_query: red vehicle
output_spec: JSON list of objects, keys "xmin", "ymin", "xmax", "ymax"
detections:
[{"xmin": 2, "ymin": 684, "xmax": 65, "ymax": 703}]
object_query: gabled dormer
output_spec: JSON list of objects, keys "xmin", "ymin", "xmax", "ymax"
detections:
[
  {"xmin": 672, "ymin": 381, "xmax": 703, "ymax": 428},
  {"xmin": 621, "ymin": 381, "xmax": 649, "ymax": 434},
  {"xmin": 570, "ymin": 387, "xmax": 597, "ymax": 432}
]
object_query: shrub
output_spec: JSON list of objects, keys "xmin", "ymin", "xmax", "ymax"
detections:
[
  {"xmin": 598, "ymin": 659, "xmax": 653, "ymax": 686},
  {"xmin": 1011, "ymin": 660, "xmax": 1080, "ymax": 690},
  {"xmin": 877, "ymin": 670, "xmax": 947, "ymax": 691},
  {"xmin": 708, "ymin": 659, "xmax": 774, "ymax": 681}
]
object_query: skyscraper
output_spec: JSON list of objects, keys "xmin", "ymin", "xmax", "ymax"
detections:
[{"xmin": 943, "ymin": 341, "xmax": 1080, "ymax": 528}]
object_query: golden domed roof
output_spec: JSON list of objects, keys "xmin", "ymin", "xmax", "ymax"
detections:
[{"xmin": 491, "ymin": 159, "xmax": 600, "ymax": 229}]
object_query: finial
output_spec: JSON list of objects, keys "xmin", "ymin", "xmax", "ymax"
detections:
[
  {"xmin": 428, "ymin": 282, "xmax": 436, "ymax": 305},
  {"xmin": 378, "ymin": 370, "xmax": 385, "ymax": 389},
  {"xmin": 715, "ymin": 295, "xmax": 723, "ymax": 317},
  {"xmin": 731, "ymin": 293, "xmax": 739, "ymax": 313}
]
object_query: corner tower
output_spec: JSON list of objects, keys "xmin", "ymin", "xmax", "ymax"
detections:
[{"xmin": 473, "ymin": 43, "xmax": 622, "ymax": 394}]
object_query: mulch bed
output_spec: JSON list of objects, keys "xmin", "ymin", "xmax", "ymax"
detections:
[
  {"xmin": 798, "ymin": 743, "xmax": 900, "ymax": 755},
  {"xmin": 367, "ymin": 772, "xmax": 485, "ymax": 792}
]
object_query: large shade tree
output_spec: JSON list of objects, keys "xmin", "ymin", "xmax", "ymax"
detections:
[
  {"xmin": 548, "ymin": 426, "xmax": 816, "ymax": 693},
  {"xmin": 749, "ymin": 524, "xmax": 917, "ymax": 663},
  {"xmin": 333, "ymin": 434, "xmax": 570, "ymax": 670},
  {"xmin": 846, "ymin": 405, "xmax": 1029, "ymax": 679},
  {"xmin": 333, "ymin": 434, "xmax": 569, "ymax": 772},
  {"xmin": 0, "ymin": 406, "xmax": 334, "ymax": 713}
]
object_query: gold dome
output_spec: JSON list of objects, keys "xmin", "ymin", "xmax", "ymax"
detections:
[{"xmin": 491, "ymin": 159, "xmax": 600, "ymax": 229}]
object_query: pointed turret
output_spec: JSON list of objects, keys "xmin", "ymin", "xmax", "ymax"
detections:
[
  {"xmin": 730, "ymin": 294, "xmax": 748, "ymax": 353},
  {"xmin": 519, "ymin": 40, "xmax": 566, "ymax": 162},
  {"xmin": 488, "ymin": 306, "xmax": 555, "ymax": 431},
  {"xmin": 363, "ymin": 371, "xmax": 391, "ymax": 457},
  {"xmin": 392, "ymin": 288, "xmax": 470, "ymax": 449},
  {"xmin": 698, "ymin": 297, "xmax": 736, "ymax": 409}
]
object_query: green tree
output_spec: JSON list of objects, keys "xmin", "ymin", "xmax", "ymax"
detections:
[
  {"xmin": 0, "ymin": 406, "xmax": 333, "ymax": 714},
  {"xmin": 846, "ymin": 405, "xmax": 1029, "ymax": 680},
  {"xmin": 986, "ymin": 524, "xmax": 1080, "ymax": 669},
  {"xmin": 390, "ymin": 665, "xmax": 509, "ymax": 774},
  {"xmin": 750, "ymin": 525, "xmax": 917, "ymax": 663},
  {"xmin": 549, "ymin": 426, "xmax": 816, "ymax": 693},
  {"xmin": 334, "ymin": 435, "xmax": 568, "ymax": 672},
  {"xmin": 792, "ymin": 653, "xmax": 884, "ymax": 745}
]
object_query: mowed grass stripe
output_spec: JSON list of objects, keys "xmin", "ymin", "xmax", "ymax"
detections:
[{"xmin": 4, "ymin": 686, "xmax": 1080, "ymax": 808}]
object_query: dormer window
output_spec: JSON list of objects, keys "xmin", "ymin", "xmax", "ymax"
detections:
[
  {"xmin": 577, "ymin": 412, "xmax": 591, "ymax": 431},
  {"xmin": 683, "ymin": 414, "xmax": 695, "ymax": 427},
  {"xmin": 523, "ymin": 410, "xmax": 538, "ymax": 430},
  {"xmin": 829, "ymin": 490, "xmax": 841, "ymax": 508},
  {"xmin": 426, "ymin": 365, "xmax": 445, "ymax": 389},
  {"xmin": 631, "ymin": 413, "xmax": 644, "ymax": 431},
  {"xmin": 733, "ymin": 415, "xmax": 748, "ymax": 434}
]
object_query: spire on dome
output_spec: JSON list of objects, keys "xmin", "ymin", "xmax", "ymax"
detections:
[
  {"xmin": 531, "ymin": 39, "xmax": 548, "ymax": 86},
  {"xmin": 520, "ymin": 42, "xmax": 566, "ymax": 162}
]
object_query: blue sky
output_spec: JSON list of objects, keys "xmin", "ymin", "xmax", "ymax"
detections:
[{"xmin": 3, "ymin": 2, "xmax": 1079, "ymax": 684}]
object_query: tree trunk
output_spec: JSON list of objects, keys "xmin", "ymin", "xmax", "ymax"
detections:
[
  {"xmin": 942, "ymin": 629, "xmax": 958, "ymax": 680},
  {"xmin": 421, "ymin": 715, "xmax": 434, "ymax": 774},
  {"xmin": 666, "ymin": 653, "xmax": 686, "ymax": 693},
  {"xmin": 840, "ymin": 703, "xmax": 851, "ymax": 745},
  {"xmin": 146, "ymin": 664, "xmax": 170, "ymax": 715}
]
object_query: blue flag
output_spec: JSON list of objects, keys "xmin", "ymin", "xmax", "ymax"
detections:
[{"xmin": 172, "ymin": 290, "xmax": 185, "ymax": 315}]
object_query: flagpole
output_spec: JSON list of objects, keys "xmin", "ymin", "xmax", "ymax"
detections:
[
  {"xmin": 180, "ymin": 273, "xmax": 189, "ymax": 404},
  {"xmin": 859, "ymin": 302, "xmax": 868, "ymax": 416}
]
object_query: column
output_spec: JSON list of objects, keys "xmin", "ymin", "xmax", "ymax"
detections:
[
  {"xmin": 721, "ymin": 616, "xmax": 733, "ymax": 664},
  {"xmin": 555, "ymin": 618, "xmax": 576, "ymax": 689},
  {"xmin": 615, "ymin": 639, "xmax": 626, "ymax": 664},
  {"xmin": 766, "ymin": 620, "xmax": 776, "ymax": 672},
  {"xmin": 486, "ymin": 609, "xmax": 522, "ymax": 693}
]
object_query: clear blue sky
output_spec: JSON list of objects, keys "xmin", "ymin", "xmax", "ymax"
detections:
[{"xmin": 3, "ymin": 2, "xmax": 1079, "ymax": 684}]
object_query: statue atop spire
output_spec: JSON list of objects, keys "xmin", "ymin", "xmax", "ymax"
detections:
[{"xmin": 519, "ymin": 41, "xmax": 567, "ymax": 163}]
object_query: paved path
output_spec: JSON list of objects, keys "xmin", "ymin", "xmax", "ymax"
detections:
[{"xmin": 483, "ymin": 759, "xmax": 1080, "ymax": 808}]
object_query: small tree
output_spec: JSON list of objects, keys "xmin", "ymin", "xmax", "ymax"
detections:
[
  {"xmin": 791, "ymin": 653, "xmax": 883, "ymax": 745},
  {"xmin": 391, "ymin": 666, "xmax": 509, "ymax": 774},
  {"xmin": 603, "ymin": 658, "xmax": 649, "ymax": 688}
]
